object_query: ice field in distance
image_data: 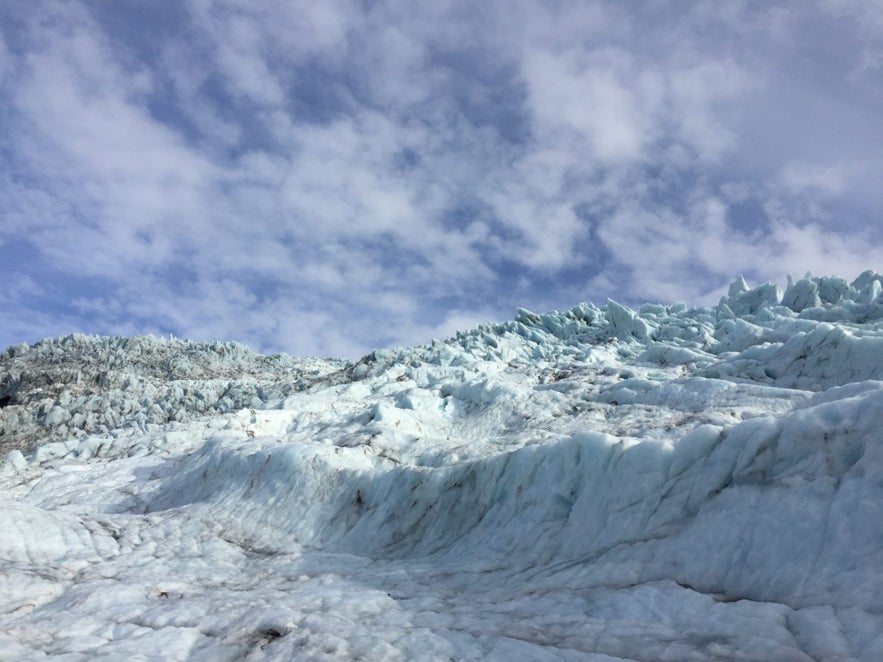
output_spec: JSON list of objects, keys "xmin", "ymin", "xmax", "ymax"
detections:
[{"xmin": 2, "ymin": 272, "xmax": 883, "ymax": 660}]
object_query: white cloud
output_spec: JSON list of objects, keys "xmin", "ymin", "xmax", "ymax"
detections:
[
  {"xmin": 667, "ymin": 61, "xmax": 755, "ymax": 161},
  {"xmin": 821, "ymin": 0, "xmax": 883, "ymax": 35},
  {"xmin": 523, "ymin": 49, "xmax": 649, "ymax": 163},
  {"xmin": 781, "ymin": 162, "xmax": 849, "ymax": 196},
  {"xmin": 0, "ymin": 31, "xmax": 11, "ymax": 83},
  {"xmin": 8, "ymin": 6, "xmax": 217, "ymax": 276},
  {"xmin": 0, "ymin": 1, "xmax": 880, "ymax": 356},
  {"xmin": 586, "ymin": 185, "xmax": 882, "ymax": 308}
]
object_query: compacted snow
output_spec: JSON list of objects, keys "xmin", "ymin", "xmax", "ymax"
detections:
[{"xmin": 2, "ymin": 273, "xmax": 883, "ymax": 661}]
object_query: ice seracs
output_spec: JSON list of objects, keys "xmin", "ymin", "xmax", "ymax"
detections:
[{"xmin": 1, "ymin": 272, "xmax": 882, "ymax": 660}]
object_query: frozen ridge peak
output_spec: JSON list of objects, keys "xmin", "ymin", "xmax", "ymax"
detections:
[
  {"xmin": 0, "ymin": 334, "xmax": 348, "ymax": 457},
  {"xmin": 512, "ymin": 270, "xmax": 883, "ymax": 340},
  {"xmin": 2, "ymin": 272, "xmax": 883, "ymax": 661},
  {"xmin": 531, "ymin": 273, "xmax": 879, "ymax": 357}
]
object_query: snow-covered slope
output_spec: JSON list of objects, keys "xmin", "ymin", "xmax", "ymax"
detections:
[{"xmin": 2, "ymin": 273, "xmax": 883, "ymax": 660}]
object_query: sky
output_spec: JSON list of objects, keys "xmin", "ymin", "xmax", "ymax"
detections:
[{"xmin": 1, "ymin": 1, "xmax": 881, "ymax": 358}]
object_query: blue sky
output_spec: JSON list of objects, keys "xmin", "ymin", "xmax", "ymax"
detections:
[{"xmin": 1, "ymin": 1, "xmax": 881, "ymax": 358}]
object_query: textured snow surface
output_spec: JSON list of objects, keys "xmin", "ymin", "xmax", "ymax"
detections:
[{"xmin": 2, "ymin": 273, "xmax": 883, "ymax": 661}]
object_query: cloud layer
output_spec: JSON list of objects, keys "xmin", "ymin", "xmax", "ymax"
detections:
[{"xmin": 1, "ymin": 1, "xmax": 881, "ymax": 357}]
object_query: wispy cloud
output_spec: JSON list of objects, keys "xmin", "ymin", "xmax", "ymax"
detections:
[{"xmin": 1, "ymin": 1, "xmax": 880, "ymax": 357}]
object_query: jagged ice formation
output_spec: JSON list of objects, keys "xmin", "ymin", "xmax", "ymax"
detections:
[{"xmin": 2, "ymin": 272, "xmax": 883, "ymax": 660}]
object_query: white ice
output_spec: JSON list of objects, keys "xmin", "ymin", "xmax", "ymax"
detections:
[{"xmin": 2, "ymin": 273, "xmax": 883, "ymax": 660}]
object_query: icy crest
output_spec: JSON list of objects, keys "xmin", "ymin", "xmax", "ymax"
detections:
[
  {"xmin": 0, "ymin": 334, "xmax": 347, "ymax": 457},
  {"xmin": 2, "ymin": 273, "xmax": 883, "ymax": 660}
]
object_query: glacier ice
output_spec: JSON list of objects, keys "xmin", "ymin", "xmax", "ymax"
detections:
[{"xmin": 1, "ymin": 273, "xmax": 883, "ymax": 660}]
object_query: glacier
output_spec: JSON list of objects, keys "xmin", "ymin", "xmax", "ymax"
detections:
[{"xmin": 1, "ymin": 272, "xmax": 883, "ymax": 661}]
